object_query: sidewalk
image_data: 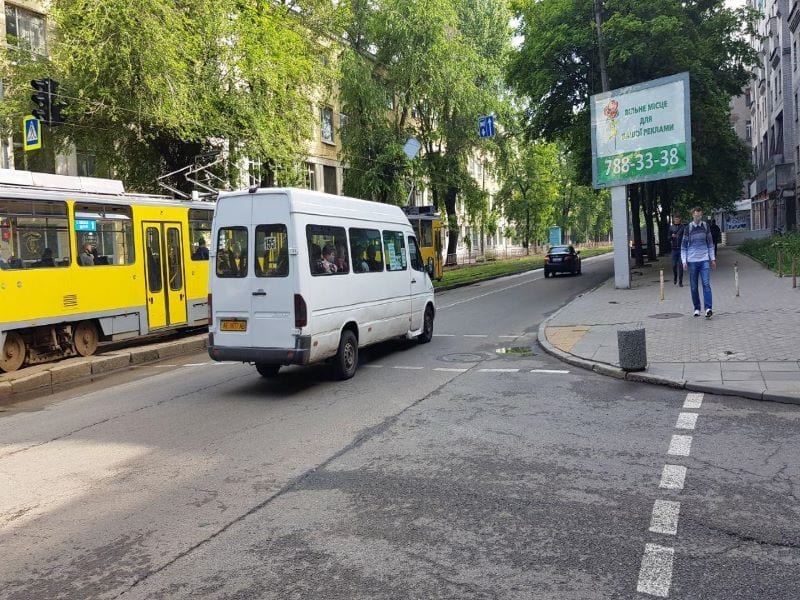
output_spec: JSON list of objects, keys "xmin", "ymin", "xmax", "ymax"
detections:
[{"xmin": 538, "ymin": 248, "xmax": 800, "ymax": 403}]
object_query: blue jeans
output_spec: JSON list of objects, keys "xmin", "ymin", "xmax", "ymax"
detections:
[{"xmin": 687, "ymin": 260, "xmax": 712, "ymax": 311}]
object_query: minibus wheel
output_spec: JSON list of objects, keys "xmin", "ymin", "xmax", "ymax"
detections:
[
  {"xmin": 334, "ymin": 330, "xmax": 358, "ymax": 380},
  {"xmin": 418, "ymin": 307, "xmax": 434, "ymax": 344},
  {"xmin": 255, "ymin": 363, "xmax": 280, "ymax": 378}
]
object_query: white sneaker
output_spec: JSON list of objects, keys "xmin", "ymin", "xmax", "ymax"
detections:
[
  {"xmin": 693, "ymin": 310, "xmax": 700, "ymax": 317},
  {"xmin": 706, "ymin": 309, "xmax": 713, "ymax": 318}
]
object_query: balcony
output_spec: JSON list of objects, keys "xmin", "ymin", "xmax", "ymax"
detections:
[{"xmin": 790, "ymin": 0, "xmax": 800, "ymax": 32}]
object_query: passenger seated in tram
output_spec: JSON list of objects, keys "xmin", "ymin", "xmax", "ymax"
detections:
[
  {"xmin": 37, "ymin": 248, "xmax": 55, "ymax": 268},
  {"xmin": 78, "ymin": 243, "xmax": 95, "ymax": 266},
  {"xmin": 192, "ymin": 238, "xmax": 209, "ymax": 260}
]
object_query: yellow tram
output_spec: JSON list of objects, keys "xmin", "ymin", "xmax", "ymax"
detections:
[
  {"xmin": 402, "ymin": 205, "xmax": 444, "ymax": 280},
  {"xmin": 0, "ymin": 170, "xmax": 214, "ymax": 372}
]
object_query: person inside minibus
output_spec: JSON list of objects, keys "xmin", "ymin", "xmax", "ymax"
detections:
[
  {"xmin": 320, "ymin": 244, "xmax": 337, "ymax": 274},
  {"xmin": 366, "ymin": 245, "xmax": 381, "ymax": 272},
  {"xmin": 353, "ymin": 245, "xmax": 369, "ymax": 273}
]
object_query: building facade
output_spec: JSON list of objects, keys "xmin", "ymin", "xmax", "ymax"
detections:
[{"xmin": 747, "ymin": 0, "xmax": 798, "ymax": 233}]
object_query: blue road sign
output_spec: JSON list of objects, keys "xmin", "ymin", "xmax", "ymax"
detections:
[
  {"xmin": 478, "ymin": 115, "xmax": 495, "ymax": 138},
  {"xmin": 74, "ymin": 219, "xmax": 97, "ymax": 232},
  {"xmin": 23, "ymin": 116, "xmax": 41, "ymax": 151}
]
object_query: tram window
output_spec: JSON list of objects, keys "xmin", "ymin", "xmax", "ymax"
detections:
[
  {"xmin": 349, "ymin": 228, "xmax": 383, "ymax": 273},
  {"xmin": 255, "ymin": 224, "xmax": 289, "ymax": 278},
  {"xmin": 189, "ymin": 208, "xmax": 213, "ymax": 261},
  {"xmin": 216, "ymin": 227, "xmax": 248, "ymax": 278},
  {"xmin": 73, "ymin": 202, "xmax": 134, "ymax": 267},
  {"xmin": 306, "ymin": 225, "xmax": 349, "ymax": 275},
  {"xmin": 166, "ymin": 227, "xmax": 183, "ymax": 290},
  {"xmin": 383, "ymin": 230, "xmax": 407, "ymax": 271},
  {"xmin": 0, "ymin": 199, "xmax": 70, "ymax": 269},
  {"xmin": 145, "ymin": 227, "xmax": 162, "ymax": 293},
  {"xmin": 420, "ymin": 220, "xmax": 433, "ymax": 247}
]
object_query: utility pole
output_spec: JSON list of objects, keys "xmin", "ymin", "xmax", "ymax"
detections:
[{"xmin": 593, "ymin": 0, "xmax": 610, "ymax": 93}]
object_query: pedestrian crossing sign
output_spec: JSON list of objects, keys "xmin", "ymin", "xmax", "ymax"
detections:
[{"xmin": 23, "ymin": 115, "xmax": 41, "ymax": 151}]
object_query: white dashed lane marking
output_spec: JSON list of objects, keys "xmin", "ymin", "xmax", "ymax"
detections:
[
  {"xmin": 649, "ymin": 499, "xmax": 681, "ymax": 536},
  {"xmin": 659, "ymin": 464, "xmax": 687, "ymax": 490},
  {"xmin": 667, "ymin": 434, "xmax": 693, "ymax": 457},
  {"xmin": 478, "ymin": 368, "xmax": 520, "ymax": 373},
  {"xmin": 637, "ymin": 543, "xmax": 675, "ymax": 597},
  {"xmin": 392, "ymin": 366, "xmax": 425, "ymax": 370},
  {"xmin": 463, "ymin": 334, "xmax": 489, "ymax": 338},
  {"xmin": 683, "ymin": 392, "xmax": 704, "ymax": 409},
  {"xmin": 675, "ymin": 412, "xmax": 698, "ymax": 430},
  {"xmin": 433, "ymin": 367, "xmax": 469, "ymax": 373},
  {"xmin": 530, "ymin": 369, "xmax": 570, "ymax": 374}
]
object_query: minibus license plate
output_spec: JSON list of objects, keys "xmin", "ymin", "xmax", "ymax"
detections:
[{"xmin": 221, "ymin": 320, "xmax": 247, "ymax": 332}]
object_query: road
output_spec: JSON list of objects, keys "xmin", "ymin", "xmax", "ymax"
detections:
[{"xmin": 1, "ymin": 254, "xmax": 799, "ymax": 600}]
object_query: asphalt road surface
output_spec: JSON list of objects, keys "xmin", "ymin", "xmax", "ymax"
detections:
[{"xmin": 1, "ymin": 254, "xmax": 798, "ymax": 600}]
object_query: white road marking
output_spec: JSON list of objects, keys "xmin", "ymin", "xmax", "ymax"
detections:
[
  {"xmin": 463, "ymin": 334, "xmax": 489, "ymax": 338},
  {"xmin": 183, "ymin": 363, "xmax": 209, "ymax": 367},
  {"xmin": 363, "ymin": 364, "xmax": 384, "ymax": 368},
  {"xmin": 212, "ymin": 361, "xmax": 237, "ymax": 365},
  {"xmin": 675, "ymin": 412, "xmax": 698, "ymax": 430},
  {"xmin": 659, "ymin": 465, "xmax": 687, "ymax": 490},
  {"xmin": 392, "ymin": 366, "xmax": 425, "ymax": 370},
  {"xmin": 667, "ymin": 434, "xmax": 693, "ymax": 457},
  {"xmin": 499, "ymin": 335, "xmax": 521, "ymax": 339},
  {"xmin": 530, "ymin": 369, "xmax": 570, "ymax": 374},
  {"xmin": 478, "ymin": 368, "xmax": 520, "ymax": 373},
  {"xmin": 649, "ymin": 500, "xmax": 681, "ymax": 536},
  {"xmin": 153, "ymin": 365, "xmax": 177, "ymax": 368},
  {"xmin": 637, "ymin": 543, "xmax": 675, "ymax": 597},
  {"xmin": 683, "ymin": 392, "xmax": 704, "ymax": 409},
  {"xmin": 433, "ymin": 334, "xmax": 455, "ymax": 337},
  {"xmin": 433, "ymin": 367, "xmax": 469, "ymax": 373}
]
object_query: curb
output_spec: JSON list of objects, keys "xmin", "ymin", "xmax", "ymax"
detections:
[
  {"xmin": 536, "ymin": 283, "xmax": 800, "ymax": 407},
  {"xmin": 0, "ymin": 334, "xmax": 209, "ymax": 403}
]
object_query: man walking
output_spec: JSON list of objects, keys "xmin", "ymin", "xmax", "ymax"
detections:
[
  {"xmin": 681, "ymin": 207, "xmax": 716, "ymax": 318},
  {"xmin": 668, "ymin": 214, "xmax": 684, "ymax": 286},
  {"xmin": 710, "ymin": 218, "xmax": 722, "ymax": 257}
]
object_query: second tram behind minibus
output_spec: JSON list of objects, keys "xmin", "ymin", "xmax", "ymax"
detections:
[{"xmin": 208, "ymin": 187, "xmax": 436, "ymax": 380}]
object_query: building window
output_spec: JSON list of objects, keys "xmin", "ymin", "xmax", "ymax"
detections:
[
  {"xmin": 5, "ymin": 4, "xmax": 47, "ymax": 55},
  {"xmin": 306, "ymin": 162, "xmax": 317, "ymax": 190},
  {"xmin": 323, "ymin": 165, "xmax": 337, "ymax": 195},
  {"xmin": 321, "ymin": 107, "xmax": 334, "ymax": 144},
  {"xmin": 76, "ymin": 152, "xmax": 96, "ymax": 177},
  {"xmin": 745, "ymin": 121, "xmax": 752, "ymax": 142}
]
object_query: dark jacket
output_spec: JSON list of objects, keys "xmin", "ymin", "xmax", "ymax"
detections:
[
  {"xmin": 710, "ymin": 222, "xmax": 722, "ymax": 244},
  {"xmin": 668, "ymin": 224, "xmax": 684, "ymax": 251}
]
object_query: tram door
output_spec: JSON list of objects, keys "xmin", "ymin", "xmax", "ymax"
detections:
[{"xmin": 143, "ymin": 222, "xmax": 188, "ymax": 330}]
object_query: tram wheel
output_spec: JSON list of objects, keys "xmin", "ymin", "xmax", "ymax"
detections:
[
  {"xmin": 73, "ymin": 321, "xmax": 99, "ymax": 357},
  {"xmin": 0, "ymin": 332, "xmax": 27, "ymax": 372}
]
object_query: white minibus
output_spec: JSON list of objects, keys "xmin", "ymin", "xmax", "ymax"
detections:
[{"xmin": 208, "ymin": 187, "xmax": 436, "ymax": 379}]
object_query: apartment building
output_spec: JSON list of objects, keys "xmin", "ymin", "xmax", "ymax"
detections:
[{"xmin": 747, "ymin": 0, "xmax": 798, "ymax": 233}]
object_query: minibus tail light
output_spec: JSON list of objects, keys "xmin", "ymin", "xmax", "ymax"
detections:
[
  {"xmin": 208, "ymin": 293, "xmax": 213, "ymax": 324},
  {"xmin": 294, "ymin": 294, "xmax": 307, "ymax": 328}
]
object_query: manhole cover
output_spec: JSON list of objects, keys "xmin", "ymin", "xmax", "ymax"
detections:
[
  {"xmin": 648, "ymin": 313, "xmax": 684, "ymax": 320},
  {"xmin": 440, "ymin": 353, "xmax": 485, "ymax": 363},
  {"xmin": 495, "ymin": 346, "xmax": 536, "ymax": 357}
]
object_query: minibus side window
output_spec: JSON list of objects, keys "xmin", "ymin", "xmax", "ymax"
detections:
[
  {"xmin": 255, "ymin": 224, "xmax": 289, "ymax": 277},
  {"xmin": 307, "ymin": 225, "xmax": 349, "ymax": 275},
  {"xmin": 349, "ymin": 228, "xmax": 383, "ymax": 273},
  {"xmin": 216, "ymin": 227, "xmax": 248, "ymax": 278},
  {"xmin": 408, "ymin": 236, "xmax": 425, "ymax": 271},
  {"xmin": 383, "ymin": 231, "xmax": 407, "ymax": 271},
  {"xmin": 0, "ymin": 199, "xmax": 70, "ymax": 269}
]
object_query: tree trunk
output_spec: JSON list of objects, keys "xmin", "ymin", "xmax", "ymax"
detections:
[
  {"xmin": 631, "ymin": 185, "xmax": 644, "ymax": 267},
  {"xmin": 658, "ymin": 186, "xmax": 671, "ymax": 256},
  {"xmin": 525, "ymin": 206, "xmax": 531, "ymax": 256},
  {"xmin": 444, "ymin": 185, "xmax": 459, "ymax": 263}
]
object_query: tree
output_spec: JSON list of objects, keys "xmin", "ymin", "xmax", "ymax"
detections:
[
  {"xmin": 496, "ymin": 139, "xmax": 561, "ymax": 253},
  {"xmin": 0, "ymin": 0, "xmax": 335, "ymax": 191},
  {"xmin": 339, "ymin": 0, "xmax": 510, "ymax": 256},
  {"xmin": 508, "ymin": 0, "xmax": 758, "ymax": 259}
]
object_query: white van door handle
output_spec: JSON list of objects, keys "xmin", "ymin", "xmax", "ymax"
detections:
[
  {"xmin": 252, "ymin": 290, "xmax": 267, "ymax": 296},
  {"xmin": 411, "ymin": 278, "xmax": 417, "ymax": 284}
]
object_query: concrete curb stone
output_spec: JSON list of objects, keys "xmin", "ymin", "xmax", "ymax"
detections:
[
  {"xmin": 625, "ymin": 371, "xmax": 687, "ymax": 389},
  {"xmin": 49, "ymin": 360, "xmax": 92, "ymax": 385},
  {"xmin": 8, "ymin": 370, "xmax": 51, "ymax": 395},
  {"xmin": 592, "ymin": 363, "xmax": 627, "ymax": 379},
  {"xmin": 128, "ymin": 347, "xmax": 160, "ymax": 365},
  {"xmin": 0, "ymin": 381, "xmax": 11, "ymax": 401},
  {"xmin": 90, "ymin": 353, "xmax": 132, "ymax": 375}
]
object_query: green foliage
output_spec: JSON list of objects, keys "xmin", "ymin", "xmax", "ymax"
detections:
[
  {"xmin": 1, "ymin": 0, "xmax": 334, "ymax": 191},
  {"xmin": 740, "ymin": 233, "xmax": 800, "ymax": 273},
  {"xmin": 508, "ymin": 0, "xmax": 758, "ymax": 209}
]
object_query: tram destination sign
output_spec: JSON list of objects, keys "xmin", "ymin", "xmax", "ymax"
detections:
[{"xmin": 590, "ymin": 73, "xmax": 692, "ymax": 189}]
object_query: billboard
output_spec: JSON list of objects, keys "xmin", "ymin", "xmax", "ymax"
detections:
[{"xmin": 591, "ymin": 73, "xmax": 692, "ymax": 189}]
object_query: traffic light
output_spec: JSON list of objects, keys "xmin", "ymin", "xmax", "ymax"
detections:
[
  {"xmin": 30, "ymin": 78, "xmax": 66, "ymax": 125},
  {"xmin": 31, "ymin": 78, "xmax": 50, "ymax": 123}
]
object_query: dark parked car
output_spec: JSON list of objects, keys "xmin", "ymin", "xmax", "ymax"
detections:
[{"xmin": 544, "ymin": 245, "xmax": 581, "ymax": 277}]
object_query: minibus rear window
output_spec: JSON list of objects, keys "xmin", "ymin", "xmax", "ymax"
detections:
[
  {"xmin": 255, "ymin": 224, "xmax": 289, "ymax": 278},
  {"xmin": 216, "ymin": 227, "xmax": 248, "ymax": 278}
]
